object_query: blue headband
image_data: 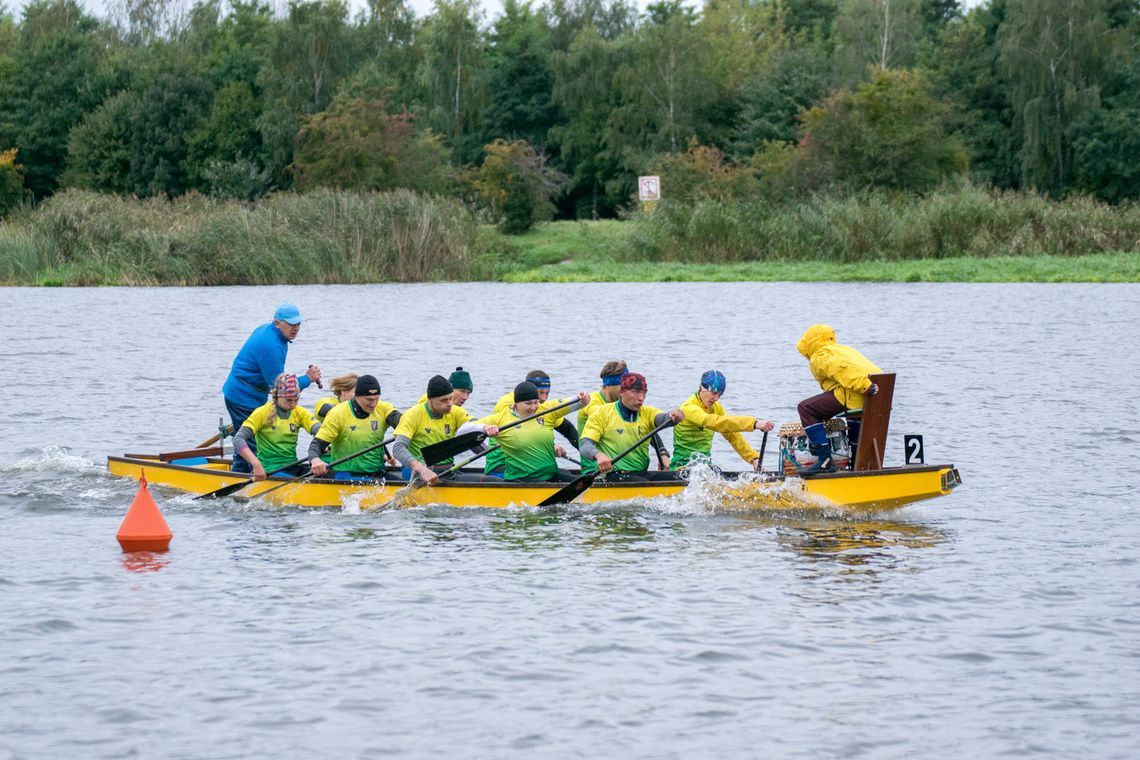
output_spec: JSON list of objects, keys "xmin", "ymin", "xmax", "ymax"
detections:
[
  {"xmin": 602, "ymin": 371, "xmax": 627, "ymax": 387},
  {"xmin": 529, "ymin": 376, "xmax": 552, "ymax": 389}
]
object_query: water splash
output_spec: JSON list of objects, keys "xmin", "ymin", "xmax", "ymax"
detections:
[
  {"xmin": 6, "ymin": 446, "xmax": 97, "ymax": 474},
  {"xmin": 646, "ymin": 462, "xmax": 847, "ymax": 518}
]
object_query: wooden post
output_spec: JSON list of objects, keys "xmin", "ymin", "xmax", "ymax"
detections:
[{"xmin": 853, "ymin": 373, "xmax": 895, "ymax": 472}]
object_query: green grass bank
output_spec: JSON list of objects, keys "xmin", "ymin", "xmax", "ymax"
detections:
[{"xmin": 3, "ymin": 187, "xmax": 1139, "ymax": 284}]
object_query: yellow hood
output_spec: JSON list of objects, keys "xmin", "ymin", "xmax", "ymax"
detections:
[{"xmin": 797, "ymin": 324, "xmax": 836, "ymax": 360}]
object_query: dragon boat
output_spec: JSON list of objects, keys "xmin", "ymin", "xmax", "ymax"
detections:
[
  {"xmin": 106, "ymin": 453, "xmax": 960, "ymax": 512},
  {"xmin": 107, "ymin": 374, "xmax": 961, "ymax": 512}
]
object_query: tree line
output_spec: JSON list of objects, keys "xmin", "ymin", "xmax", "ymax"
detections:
[{"xmin": 1, "ymin": 0, "xmax": 1138, "ymax": 230}]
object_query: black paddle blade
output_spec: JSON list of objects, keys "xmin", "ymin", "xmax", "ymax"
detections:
[
  {"xmin": 537, "ymin": 473, "xmax": 597, "ymax": 507},
  {"xmin": 194, "ymin": 478, "xmax": 252, "ymax": 500},
  {"xmin": 421, "ymin": 430, "xmax": 486, "ymax": 466}
]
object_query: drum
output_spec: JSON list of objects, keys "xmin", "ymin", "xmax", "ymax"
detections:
[{"xmin": 778, "ymin": 419, "xmax": 851, "ymax": 474}]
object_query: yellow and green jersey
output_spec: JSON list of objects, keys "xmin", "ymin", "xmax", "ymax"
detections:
[
  {"xmin": 314, "ymin": 399, "xmax": 398, "ymax": 472},
  {"xmin": 479, "ymin": 402, "xmax": 575, "ymax": 481},
  {"xmin": 576, "ymin": 391, "xmax": 609, "ymax": 474},
  {"xmin": 394, "ymin": 402, "xmax": 473, "ymax": 465},
  {"xmin": 671, "ymin": 393, "xmax": 758, "ymax": 469},
  {"xmin": 484, "ymin": 392, "xmax": 574, "ymax": 474},
  {"xmin": 313, "ymin": 396, "xmax": 342, "ymax": 423},
  {"xmin": 241, "ymin": 402, "xmax": 319, "ymax": 472},
  {"xmin": 582, "ymin": 401, "xmax": 666, "ymax": 473}
]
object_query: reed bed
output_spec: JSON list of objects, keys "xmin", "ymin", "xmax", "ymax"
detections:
[
  {"xmin": 623, "ymin": 185, "xmax": 1140, "ymax": 264},
  {"xmin": 3, "ymin": 185, "xmax": 1140, "ymax": 284},
  {"xmin": 0, "ymin": 189, "xmax": 485, "ymax": 285}
]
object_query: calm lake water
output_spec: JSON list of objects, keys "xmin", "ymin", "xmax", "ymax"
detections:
[{"xmin": 2, "ymin": 283, "xmax": 1138, "ymax": 759}]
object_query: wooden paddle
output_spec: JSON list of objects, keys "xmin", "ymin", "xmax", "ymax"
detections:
[
  {"xmin": 195, "ymin": 421, "xmax": 234, "ymax": 450},
  {"xmin": 370, "ymin": 445, "xmax": 502, "ymax": 511},
  {"xmin": 217, "ymin": 435, "xmax": 397, "ymax": 501},
  {"xmin": 195, "ymin": 456, "xmax": 309, "ymax": 500},
  {"xmin": 420, "ymin": 396, "xmax": 580, "ymax": 466},
  {"xmin": 537, "ymin": 418, "xmax": 678, "ymax": 507}
]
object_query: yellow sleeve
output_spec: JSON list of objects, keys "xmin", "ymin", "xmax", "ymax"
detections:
[
  {"xmin": 582, "ymin": 393, "xmax": 606, "ymax": 420},
  {"xmin": 241, "ymin": 404, "xmax": 270, "ymax": 434},
  {"xmin": 316, "ymin": 406, "xmax": 342, "ymax": 443},
  {"xmin": 539, "ymin": 396, "xmax": 574, "ymax": 424},
  {"xmin": 703, "ymin": 403, "xmax": 757, "ymax": 435},
  {"xmin": 723, "ymin": 431, "xmax": 758, "ymax": 464},
  {"xmin": 582, "ymin": 405, "xmax": 607, "ymax": 443},
  {"xmin": 394, "ymin": 404, "xmax": 423, "ymax": 439},
  {"xmin": 294, "ymin": 407, "xmax": 318, "ymax": 434}
]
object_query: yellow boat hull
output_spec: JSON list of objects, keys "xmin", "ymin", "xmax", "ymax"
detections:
[{"xmin": 107, "ymin": 455, "xmax": 960, "ymax": 512}]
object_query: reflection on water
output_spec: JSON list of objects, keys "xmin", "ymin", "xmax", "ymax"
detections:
[
  {"xmin": 776, "ymin": 518, "xmax": 948, "ymax": 567},
  {"xmin": 120, "ymin": 550, "xmax": 171, "ymax": 574}
]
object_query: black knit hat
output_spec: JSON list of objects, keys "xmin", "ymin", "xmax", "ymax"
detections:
[
  {"xmin": 355, "ymin": 374, "xmax": 381, "ymax": 397},
  {"xmin": 514, "ymin": 381, "xmax": 540, "ymax": 403},
  {"xmin": 427, "ymin": 374, "xmax": 453, "ymax": 399}
]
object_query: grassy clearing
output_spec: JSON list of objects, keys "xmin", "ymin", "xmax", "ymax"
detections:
[{"xmin": 504, "ymin": 249, "xmax": 1140, "ymax": 283}]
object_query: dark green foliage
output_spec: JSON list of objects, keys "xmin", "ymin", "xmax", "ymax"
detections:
[
  {"xmin": 128, "ymin": 71, "xmax": 213, "ymax": 197},
  {"xmin": 0, "ymin": 0, "xmax": 108, "ymax": 198},
  {"xmin": 1073, "ymin": 59, "xmax": 1140, "ymax": 202},
  {"xmin": 732, "ymin": 46, "xmax": 834, "ymax": 154},
  {"xmin": 0, "ymin": 0, "xmax": 1136, "ymax": 228},
  {"xmin": 480, "ymin": 0, "xmax": 557, "ymax": 149}
]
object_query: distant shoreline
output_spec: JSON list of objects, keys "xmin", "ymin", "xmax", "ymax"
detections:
[{"xmin": 3, "ymin": 191, "xmax": 1139, "ymax": 285}]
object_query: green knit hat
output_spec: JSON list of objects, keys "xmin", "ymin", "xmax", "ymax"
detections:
[{"xmin": 448, "ymin": 366, "xmax": 473, "ymax": 392}]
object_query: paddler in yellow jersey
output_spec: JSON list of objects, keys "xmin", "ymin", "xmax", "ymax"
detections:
[
  {"xmin": 671, "ymin": 370, "xmax": 774, "ymax": 472},
  {"xmin": 483, "ymin": 369, "xmax": 581, "ymax": 477},
  {"xmin": 476, "ymin": 382, "xmax": 589, "ymax": 482},
  {"xmin": 314, "ymin": 373, "xmax": 358, "ymax": 422},
  {"xmin": 393, "ymin": 374, "xmax": 500, "ymax": 485},
  {"xmin": 416, "ymin": 366, "xmax": 474, "ymax": 408},
  {"xmin": 233, "ymin": 374, "xmax": 320, "ymax": 480},
  {"xmin": 795, "ymin": 324, "xmax": 883, "ymax": 473},
  {"xmin": 580, "ymin": 373, "xmax": 685, "ymax": 482},
  {"xmin": 307, "ymin": 374, "xmax": 401, "ymax": 478},
  {"xmin": 577, "ymin": 361, "xmax": 670, "ymax": 475}
]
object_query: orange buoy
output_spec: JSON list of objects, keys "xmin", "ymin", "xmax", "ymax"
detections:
[{"xmin": 117, "ymin": 471, "xmax": 173, "ymax": 552}]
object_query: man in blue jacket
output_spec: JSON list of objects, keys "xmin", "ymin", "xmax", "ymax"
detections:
[{"xmin": 222, "ymin": 303, "xmax": 322, "ymax": 432}]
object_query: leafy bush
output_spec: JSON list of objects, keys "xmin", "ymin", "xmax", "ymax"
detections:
[{"xmin": 474, "ymin": 139, "xmax": 565, "ymax": 234}]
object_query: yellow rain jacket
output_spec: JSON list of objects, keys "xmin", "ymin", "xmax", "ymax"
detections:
[{"xmin": 796, "ymin": 324, "xmax": 883, "ymax": 410}]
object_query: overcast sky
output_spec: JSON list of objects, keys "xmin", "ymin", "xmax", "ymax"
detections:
[{"xmin": 10, "ymin": 0, "xmax": 989, "ymax": 25}]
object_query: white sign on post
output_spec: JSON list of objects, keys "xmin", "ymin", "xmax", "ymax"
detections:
[{"xmin": 638, "ymin": 175, "xmax": 661, "ymax": 202}]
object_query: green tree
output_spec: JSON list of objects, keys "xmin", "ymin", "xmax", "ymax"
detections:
[
  {"xmin": 0, "ymin": 0, "xmax": 109, "ymax": 197},
  {"xmin": 612, "ymin": 1, "xmax": 713, "ymax": 155},
  {"xmin": 648, "ymin": 140, "xmax": 758, "ymax": 202},
  {"xmin": 474, "ymin": 138, "xmax": 565, "ymax": 233},
  {"xmin": 186, "ymin": 81, "xmax": 268, "ymax": 196},
  {"xmin": 291, "ymin": 89, "xmax": 455, "ymax": 193},
  {"xmin": 1073, "ymin": 58, "xmax": 1140, "ymax": 202},
  {"xmin": 415, "ymin": 0, "xmax": 486, "ymax": 163},
  {"xmin": 261, "ymin": 0, "xmax": 359, "ymax": 116},
  {"xmin": 732, "ymin": 45, "xmax": 834, "ymax": 155},
  {"xmin": 796, "ymin": 67, "xmax": 968, "ymax": 192},
  {"xmin": 550, "ymin": 24, "xmax": 629, "ymax": 217},
  {"xmin": 480, "ymin": 0, "xmax": 557, "ymax": 149},
  {"xmin": 62, "ymin": 90, "xmax": 136, "ymax": 193},
  {"xmin": 834, "ymin": 0, "xmax": 924, "ymax": 80},
  {"xmin": 0, "ymin": 147, "xmax": 26, "ymax": 215},
  {"xmin": 924, "ymin": 3, "xmax": 1017, "ymax": 188},
  {"xmin": 998, "ymin": 0, "xmax": 1112, "ymax": 195},
  {"xmin": 128, "ymin": 70, "xmax": 213, "ymax": 196}
]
